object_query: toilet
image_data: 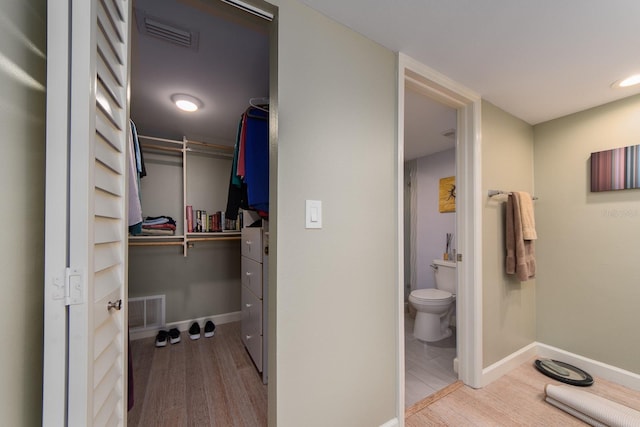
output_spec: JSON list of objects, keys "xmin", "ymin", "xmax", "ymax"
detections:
[{"xmin": 409, "ymin": 259, "xmax": 457, "ymax": 342}]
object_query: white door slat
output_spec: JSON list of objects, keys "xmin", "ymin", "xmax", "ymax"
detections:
[
  {"xmin": 95, "ymin": 266, "xmax": 121, "ymax": 302},
  {"xmin": 95, "ymin": 133, "xmax": 123, "ymax": 174},
  {"xmin": 95, "ymin": 189, "xmax": 122, "ymax": 219},
  {"xmin": 97, "ymin": 0, "xmax": 123, "ymax": 47},
  {"xmin": 97, "ymin": 80, "xmax": 123, "ymax": 131},
  {"xmin": 97, "ymin": 27, "xmax": 123, "ymax": 87},
  {"xmin": 94, "ymin": 342, "xmax": 119, "ymax": 386},
  {"xmin": 96, "ymin": 111, "xmax": 123, "ymax": 153},
  {"xmin": 95, "ymin": 161, "xmax": 122, "ymax": 197},
  {"xmin": 93, "ymin": 361, "xmax": 120, "ymax": 419},
  {"xmin": 95, "ymin": 216, "xmax": 121, "ymax": 245},
  {"xmin": 94, "ymin": 370, "xmax": 120, "ymax": 425},
  {"xmin": 94, "ymin": 242, "xmax": 121, "ymax": 274},
  {"xmin": 93, "ymin": 383, "xmax": 121, "ymax": 427},
  {"xmin": 96, "ymin": 10, "xmax": 123, "ymax": 68},
  {"xmin": 94, "ymin": 315, "xmax": 120, "ymax": 358},
  {"xmin": 109, "ymin": 0, "xmax": 125, "ymax": 22},
  {"xmin": 97, "ymin": 57, "xmax": 123, "ymax": 110}
]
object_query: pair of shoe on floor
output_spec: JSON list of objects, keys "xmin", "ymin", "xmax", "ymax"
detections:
[
  {"xmin": 189, "ymin": 320, "xmax": 215, "ymax": 340},
  {"xmin": 155, "ymin": 328, "xmax": 180, "ymax": 347},
  {"xmin": 155, "ymin": 321, "xmax": 215, "ymax": 347}
]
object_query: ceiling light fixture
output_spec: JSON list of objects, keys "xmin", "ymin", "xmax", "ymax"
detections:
[
  {"xmin": 171, "ymin": 94, "xmax": 202, "ymax": 112},
  {"xmin": 612, "ymin": 74, "xmax": 640, "ymax": 89}
]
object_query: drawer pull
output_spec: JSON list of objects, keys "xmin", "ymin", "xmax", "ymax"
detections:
[
  {"xmin": 245, "ymin": 303, "xmax": 252, "ymax": 308},
  {"xmin": 246, "ymin": 335, "xmax": 252, "ymax": 340},
  {"xmin": 245, "ymin": 272, "xmax": 252, "ymax": 276}
]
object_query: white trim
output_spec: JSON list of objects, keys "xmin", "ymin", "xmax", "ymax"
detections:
[
  {"xmin": 379, "ymin": 418, "xmax": 399, "ymax": 427},
  {"xmin": 129, "ymin": 311, "xmax": 242, "ymax": 340},
  {"xmin": 43, "ymin": 1, "xmax": 71, "ymax": 424},
  {"xmin": 219, "ymin": 0, "xmax": 273, "ymax": 21},
  {"xmin": 396, "ymin": 52, "xmax": 483, "ymax": 425},
  {"xmin": 481, "ymin": 342, "xmax": 538, "ymax": 387},
  {"xmin": 396, "ymin": 54, "xmax": 406, "ymax": 425},
  {"xmin": 478, "ymin": 342, "xmax": 640, "ymax": 392},
  {"xmin": 537, "ymin": 343, "xmax": 640, "ymax": 392}
]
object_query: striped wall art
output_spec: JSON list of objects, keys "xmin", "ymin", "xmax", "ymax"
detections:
[{"xmin": 590, "ymin": 144, "xmax": 640, "ymax": 192}]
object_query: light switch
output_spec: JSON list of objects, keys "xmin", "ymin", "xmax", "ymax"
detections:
[{"xmin": 305, "ymin": 200, "xmax": 322, "ymax": 229}]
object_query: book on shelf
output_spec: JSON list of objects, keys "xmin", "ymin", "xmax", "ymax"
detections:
[{"xmin": 186, "ymin": 205, "xmax": 193, "ymax": 233}]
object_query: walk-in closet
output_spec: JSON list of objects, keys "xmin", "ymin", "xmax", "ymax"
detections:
[{"xmin": 126, "ymin": 0, "xmax": 272, "ymax": 424}]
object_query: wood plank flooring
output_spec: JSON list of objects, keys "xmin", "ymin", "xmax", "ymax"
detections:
[
  {"xmin": 407, "ymin": 357, "xmax": 640, "ymax": 426},
  {"xmin": 130, "ymin": 322, "xmax": 640, "ymax": 426},
  {"xmin": 128, "ymin": 321, "xmax": 267, "ymax": 427}
]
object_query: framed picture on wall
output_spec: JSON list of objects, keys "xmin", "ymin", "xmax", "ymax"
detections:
[
  {"xmin": 439, "ymin": 176, "xmax": 456, "ymax": 213},
  {"xmin": 590, "ymin": 144, "xmax": 640, "ymax": 192}
]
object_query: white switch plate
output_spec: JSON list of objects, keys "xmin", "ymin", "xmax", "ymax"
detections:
[{"xmin": 305, "ymin": 200, "xmax": 322, "ymax": 229}]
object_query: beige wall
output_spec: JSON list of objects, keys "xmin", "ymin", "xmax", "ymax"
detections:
[
  {"xmin": 534, "ymin": 94, "xmax": 640, "ymax": 373},
  {"xmin": 128, "ymin": 154, "xmax": 241, "ymax": 322},
  {"xmin": 481, "ymin": 101, "xmax": 537, "ymax": 367},
  {"xmin": 271, "ymin": 0, "xmax": 398, "ymax": 425},
  {"xmin": 0, "ymin": 0, "xmax": 46, "ymax": 425}
]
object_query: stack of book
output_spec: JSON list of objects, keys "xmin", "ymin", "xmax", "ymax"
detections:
[{"xmin": 186, "ymin": 206, "xmax": 243, "ymax": 232}]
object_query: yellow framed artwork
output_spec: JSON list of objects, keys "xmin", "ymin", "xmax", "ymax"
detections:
[{"xmin": 439, "ymin": 176, "xmax": 456, "ymax": 213}]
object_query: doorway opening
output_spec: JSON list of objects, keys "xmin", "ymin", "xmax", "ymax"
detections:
[
  {"xmin": 403, "ymin": 87, "xmax": 458, "ymax": 407},
  {"xmin": 126, "ymin": 0, "xmax": 276, "ymax": 425},
  {"xmin": 397, "ymin": 53, "xmax": 483, "ymax": 415}
]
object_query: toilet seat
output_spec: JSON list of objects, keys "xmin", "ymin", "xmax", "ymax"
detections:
[{"xmin": 410, "ymin": 288, "xmax": 452, "ymax": 302}]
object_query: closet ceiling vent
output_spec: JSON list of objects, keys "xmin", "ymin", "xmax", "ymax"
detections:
[
  {"xmin": 135, "ymin": 9, "xmax": 199, "ymax": 51},
  {"xmin": 441, "ymin": 128, "xmax": 456, "ymax": 139}
]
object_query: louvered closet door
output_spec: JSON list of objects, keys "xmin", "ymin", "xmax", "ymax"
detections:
[{"xmin": 67, "ymin": 0, "xmax": 131, "ymax": 425}]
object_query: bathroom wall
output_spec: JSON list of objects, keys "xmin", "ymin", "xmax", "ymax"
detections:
[
  {"xmin": 481, "ymin": 100, "xmax": 537, "ymax": 367},
  {"xmin": 534, "ymin": 94, "xmax": 640, "ymax": 374},
  {"xmin": 415, "ymin": 149, "xmax": 456, "ymax": 289}
]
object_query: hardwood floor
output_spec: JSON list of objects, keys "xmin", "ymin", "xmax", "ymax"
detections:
[
  {"xmin": 129, "ymin": 321, "xmax": 640, "ymax": 426},
  {"xmin": 128, "ymin": 321, "xmax": 267, "ymax": 427},
  {"xmin": 407, "ymin": 357, "xmax": 640, "ymax": 426}
]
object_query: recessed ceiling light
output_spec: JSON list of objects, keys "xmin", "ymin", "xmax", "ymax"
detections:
[
  {"xmin": 171, "ymin": 94, "xmax": 202, "ymax": 112},
  {"xmin": 612, "ymin": 74, "xmax": 640, "ymax": 88}
]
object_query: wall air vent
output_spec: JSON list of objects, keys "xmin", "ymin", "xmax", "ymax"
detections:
[{"xmin": 135, "ymin": 9, "xmax": 199, "ymax": 50}]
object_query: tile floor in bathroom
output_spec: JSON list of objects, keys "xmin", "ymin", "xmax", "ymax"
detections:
[{"xmin": 404, "ymin": 313, "xmax": 458, "ymax": 407}]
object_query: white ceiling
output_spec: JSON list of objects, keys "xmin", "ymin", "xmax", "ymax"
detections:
[
  {"xmin": 130, "ymin": 0, "xmax": 269, "ymax": 145},
  {"xmin": 130, "ymin": 1, "xmax": 640, "ymax": 163},
  {"xmin": 299, "ymin": 0, "xmax": 640, "ymax": 125}
]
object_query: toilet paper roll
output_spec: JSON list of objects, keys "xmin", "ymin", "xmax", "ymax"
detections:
[{"xmin": 545, "ymin": 384, "xmax": 640, "ymax": 427}]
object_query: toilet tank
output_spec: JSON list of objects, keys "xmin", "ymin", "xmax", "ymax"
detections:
[{"xmin": 433, "ymin": 259, "xmax": 457, "ymax": 294}]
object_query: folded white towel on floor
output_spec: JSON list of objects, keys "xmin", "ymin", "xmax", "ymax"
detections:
[{"xmin": 545, "ymin": 384, "xmax": 640, "ymax": 427}]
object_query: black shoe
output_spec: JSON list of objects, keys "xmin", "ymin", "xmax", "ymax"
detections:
[
  {"xmin": 168, "ymin": 328, "xmax": 181, "ymax": 344},
  {"xmin": 189, "ymin": 322, "xmax": 201, "ymax": 340},
  {"xmin": 204, "ymin": 320, "xmax": 215, "ymax": 338},
  {"xmin": 155, "ymin": 330, "xmax": 169, "ymax": 348}
]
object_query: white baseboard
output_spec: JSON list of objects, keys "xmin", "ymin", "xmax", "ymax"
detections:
[
  {"xmin": 478, "ymin": 341, "xmax": 640, "ymax": 392},
  {"xmin": 481, "ymin": 342, "xmax": 538, "ymax": 387},
  {"xmin": 130, "ymin": 311, "xmax": 242, "ymax": 341},
  {"xmin": 537, "ymin": 342, "xmax": 640, "ymax": 392},
  {"xmin": 379, "ymin": 417, "xmax": 399, "ymax": 427}
]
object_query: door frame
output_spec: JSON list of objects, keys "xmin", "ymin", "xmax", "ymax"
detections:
[{"xmin": 396, "ymin": 53, "xmax": 483, "ymax": 417}]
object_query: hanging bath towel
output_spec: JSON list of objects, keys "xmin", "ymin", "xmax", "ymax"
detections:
[{"xmin": 506, "ymin": 192, "xmax": 536, "ymax": 281}]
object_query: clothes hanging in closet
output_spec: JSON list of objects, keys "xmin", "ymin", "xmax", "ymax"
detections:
[
  {"xmin": 128, "ymin": 120, "xmax": 143, "ymax": 234},
  {"xmin": 226, "ymin": 106, "xmax": 269, "ymax": 220}
]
